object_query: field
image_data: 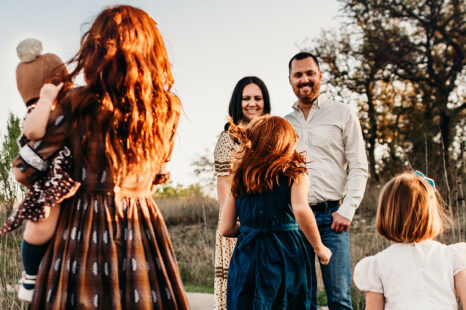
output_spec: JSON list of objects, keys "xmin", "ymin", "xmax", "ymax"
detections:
[{"xmin": 0, "ymin": 180, "xmax": 464, "ymax": 309}]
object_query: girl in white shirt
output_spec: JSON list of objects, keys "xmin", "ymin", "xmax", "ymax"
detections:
[{"xmin": 353, "ymin": 171, "xmax": 466, "ymax": 309}]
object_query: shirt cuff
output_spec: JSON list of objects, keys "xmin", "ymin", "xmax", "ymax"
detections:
[
  {"xmin": 336, "ymin": 203, "xmax": 355, "ymax": 221},
  {"xmin": 19, "ymin": 145, "xmax": 48, "ymax": 172}
]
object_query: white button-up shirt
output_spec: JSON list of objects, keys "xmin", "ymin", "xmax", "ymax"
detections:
[{"xmin": 284, "ymin": 94, "xmax": 368, "ymax": 220}]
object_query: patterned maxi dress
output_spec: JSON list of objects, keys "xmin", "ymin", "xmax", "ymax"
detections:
[
  {"xmin": 12, "ymin": 90, "xmax": 189, "ymax": 310},
  {"xmin": 213, "ymin": 131, "xmax": 237, "ymax": 310}
]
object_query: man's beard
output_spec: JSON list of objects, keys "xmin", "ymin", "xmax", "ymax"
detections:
[{"xmin": 297, "ymin": 82, "xmax": 319, "ymax": 104}]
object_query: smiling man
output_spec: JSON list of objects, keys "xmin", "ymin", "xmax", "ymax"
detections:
[{"xmin": 285, "ymin": 52, "xmax": 368, "ymax": 310}]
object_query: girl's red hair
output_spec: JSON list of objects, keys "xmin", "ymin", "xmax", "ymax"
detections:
[{"xmin": 229, "ymin": 115, "xmax": 307, "ymax": 197}]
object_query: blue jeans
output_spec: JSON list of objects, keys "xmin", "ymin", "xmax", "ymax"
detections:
[{"xmin": 302, "ymin": 205, "xmax": 352, "ymax": 310}]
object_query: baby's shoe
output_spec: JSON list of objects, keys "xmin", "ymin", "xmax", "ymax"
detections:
[{"xmin": 18, "ymin": 272, "xmax": 36, "ymax": 303}]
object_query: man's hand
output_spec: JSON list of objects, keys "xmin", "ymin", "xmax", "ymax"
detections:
[{"xmin": 331, "ymin": 212, "xmax": 351, "ymax": 232}]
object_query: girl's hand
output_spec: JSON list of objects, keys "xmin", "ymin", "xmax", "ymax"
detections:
[
  {"xmin": 315, "ymin": 245, "xmax": 332, "ymax": 265},
  {"xmin": 39, "ymin": 83, "xmax": 64, "ymax": 103}
]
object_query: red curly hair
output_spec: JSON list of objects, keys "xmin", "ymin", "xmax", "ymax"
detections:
[
  {"xmin": 65, "ymin": 5, "xmax": 180, "ymax": 184},
  {"xmin": 229, "ymin": 115, "xmax": 307, "ymax": 197}
]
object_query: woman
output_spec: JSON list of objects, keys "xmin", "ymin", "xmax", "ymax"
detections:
[
  {"xmin": 213, "ymin": 76, "xmax": 271, "ymax": 309},
  {"xmin": 13, "ymin": 6, "xmax": 188, "ymax": 309}
]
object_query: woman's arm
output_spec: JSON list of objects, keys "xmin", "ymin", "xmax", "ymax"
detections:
[
  {"xmin": 365, "ymin": 292, "xmax": 384, "ymax": 310},
  {"xmin": 291, "ymin": 173, "xmax": 331, "ymax": 265},
  {"xmin": 455, "ymin": 269, "xmax": 466, "ymax": 309},
  {"xmin": 22, "ymin": 83, "xmax": 63, "ymax": 140},
  {"xmin": 217, "ymin": 175, "xmax": 230, "ymax": 207},
  {"xmin": 218, "ymin": 190, "xmax": 239, "ymax": 237}
]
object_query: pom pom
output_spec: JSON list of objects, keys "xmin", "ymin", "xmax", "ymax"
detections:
[{"xmin": 16, "ymin": 38, "xmax": 43, "ymax": 62}]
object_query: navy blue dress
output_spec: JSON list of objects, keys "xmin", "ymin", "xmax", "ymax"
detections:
[{"xmin": 227, "ymin": 177, "xmax": 313, "ymax": 309}]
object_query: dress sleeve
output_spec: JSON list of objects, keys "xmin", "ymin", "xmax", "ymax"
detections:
[
  {"xmin": 213, "ymin": 131, "xmax": 235, "ymax": 176},
  {"xmin": 12, "ymin": 96, "xmax": 73, "ymax": 187},
  {"xmin": 449, "ymin": 242, "xmax": 466, "ymax": 275},
  {"xmin": 353, "ymin": 256, "xmax": 384, "ymax": 293}
]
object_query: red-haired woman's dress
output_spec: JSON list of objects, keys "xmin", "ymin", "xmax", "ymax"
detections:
[{"xmin": 13, "ymin": 92, "xmax": 189, "ymax": 310}]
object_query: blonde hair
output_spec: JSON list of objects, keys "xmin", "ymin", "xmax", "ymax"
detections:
[{"xmin": 376, "ymin": 172, "xmax": 450, "ymax": 243}]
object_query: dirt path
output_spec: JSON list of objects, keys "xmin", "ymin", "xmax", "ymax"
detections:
[
  {"xmin": 187, "ymin": 292, "xmax": 214, "ymax": 310},
  {"xmin": 186, "ymin": 292, "xmax": 329, "ymax": 310},
  {"xmin": 4, "ymin": 288, "xmax": 327, "ymax": 309}
]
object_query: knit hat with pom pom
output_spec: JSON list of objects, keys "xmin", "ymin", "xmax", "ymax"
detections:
[{"xmin": 16, "ymin": 38, "xmax": 69, "ymax": 105}]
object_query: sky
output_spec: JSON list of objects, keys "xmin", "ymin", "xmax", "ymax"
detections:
[{"xmin": 0, "ymin": 0, "xmax": 343, "ymax": 187}]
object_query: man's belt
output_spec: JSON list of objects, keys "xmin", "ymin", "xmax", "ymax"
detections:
[{"xmin": 309, "ymin": 200, "xmax": 342, "ymax": 213}]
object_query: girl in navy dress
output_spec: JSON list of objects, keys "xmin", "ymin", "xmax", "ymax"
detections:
[{"xmin": 219, "ymin": 115, "xmax": 331, "ymax": 309}]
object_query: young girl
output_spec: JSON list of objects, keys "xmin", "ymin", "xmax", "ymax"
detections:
[
  {"xmin": 0, "ymin": 38, "xmax": 80, "ymax": 302},
  {"xmin": 219, "ymin": 115, "xmax": 332, "ymax": 309},
  {"xmin": 354, "ymin": 172, "xmax": 466, "ymax": 309}
]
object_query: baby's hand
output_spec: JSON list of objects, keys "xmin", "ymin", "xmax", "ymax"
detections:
[
  {"xmin": 315, "ymin": 245, "xmax": 332, "ymax": 265},
  {"xmin": 39, "ymin": 83, "xmax": 64, "ymax": 103}
]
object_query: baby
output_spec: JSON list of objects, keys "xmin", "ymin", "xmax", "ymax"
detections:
[{"xmin": 0, "ymin": 39, "xmax": 80, "ymax": 302}]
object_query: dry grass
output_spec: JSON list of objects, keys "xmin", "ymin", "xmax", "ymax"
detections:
[
  {"xmin": 0, "ymin": 180, "xmax": 464, "ymax": 309},
  {"xmin": 0, "ymin": 212, "xmax": 25, "ymax": 309},
  {"xmin": 155, "ymin": 195, "xmax": 219, "ymax": 226},
  {"xmin": 156, "ymin": 195, "xmax": 218, "ymax": 291}
]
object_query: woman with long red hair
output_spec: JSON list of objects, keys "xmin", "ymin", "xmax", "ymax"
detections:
[
  {"xmin": 12, "ymin": 5, "xmax": 188, "ymax": 309},
  {"xmin": 219, "ymin": 115, "xmax": 331, "ymax": 309}
]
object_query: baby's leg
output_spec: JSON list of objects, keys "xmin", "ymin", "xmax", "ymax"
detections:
[
  {"xmin": 19, "ymin": 206, "xmax": 60, "ymax": 302},
  {"xmin": 23, "ymin": 206, "xmax": 60, "ymax": 244}
]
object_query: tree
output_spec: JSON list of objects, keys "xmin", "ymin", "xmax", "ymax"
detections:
[
  {"xmin": 304, "ymin": 0, "xmax": 465, "ymax": 182},
  {"xmin": 343, "ymin": 0, "xmax": 465, "ymax": 167},
  {"xmin": 191, "ymin": 149, "xmax": 216, "ymax": 195},
  {"xmin": 0, "ymin": 113, "xmax": 23, "ymax": 213}
]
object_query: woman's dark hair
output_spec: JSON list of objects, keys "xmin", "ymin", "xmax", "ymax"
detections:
[{"xmin": 224, "ymin": 76, "xmax": 271, "ymax": 131}]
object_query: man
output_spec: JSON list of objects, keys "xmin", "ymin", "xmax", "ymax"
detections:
[{"xmin": 285, "ymin": 52, "xmax": 368, "ymax": 309}]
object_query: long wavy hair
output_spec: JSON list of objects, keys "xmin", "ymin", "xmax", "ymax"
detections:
[
  {"xmin": 65, "ymin": 5, "xmax": 180, "ymax": 184},
  {"xmin": 229, "ymin": 115, "xmax": 307, "ymax": 197}
]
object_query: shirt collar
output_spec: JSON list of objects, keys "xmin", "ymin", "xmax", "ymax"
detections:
[{"xmin": 291, "ymin": 95, "xmax": 322, "ymax": 112}]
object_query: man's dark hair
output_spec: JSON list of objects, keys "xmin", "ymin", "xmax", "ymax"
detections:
[{"xmin": 288, "ymin": 52, "xmax": 320, "ymax": 73}]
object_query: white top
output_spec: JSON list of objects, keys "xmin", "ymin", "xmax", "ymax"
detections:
[
  {"xmin": 284, "ymin": 95, "xmax": 368, "ymax": 220},
  {"xmin": 354, "ymin": 240, "xmax": 466, "ymax": 310}
]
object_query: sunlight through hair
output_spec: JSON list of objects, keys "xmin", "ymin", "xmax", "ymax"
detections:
[
  {"xmin": 228, "ymin": 115, "xmax": 307, "ymax": 197},
  {"xmin": 66, "ymin": 5, "xmax": 180, "ymax": 185}
]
